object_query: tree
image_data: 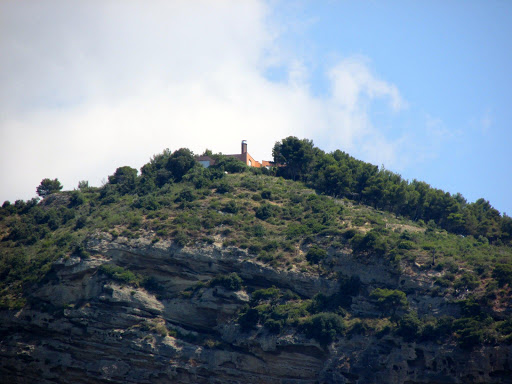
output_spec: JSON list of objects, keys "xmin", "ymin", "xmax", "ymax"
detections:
[
  {"xmin": 166, "ymin": 148, "xmax": 197, "ymax": 182},
  {"xmin": 36, "ymin": 178, "xmax": 63, "ymax": 198},
  {"xmin": 108, "ymin": 166, "xmax": 138, "ymax": 194},
  {"xmin": 370, "ymin": 288, "xmax": 408, "ymax": 317},
  {"xmin": 273, "ymin": 136, "xmax": 315, "ymax": 180}
]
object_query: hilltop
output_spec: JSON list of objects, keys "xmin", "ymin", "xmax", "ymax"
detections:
[{"xmin": 0, "ymin": 137, "xmax": 511, "ymax": 383}]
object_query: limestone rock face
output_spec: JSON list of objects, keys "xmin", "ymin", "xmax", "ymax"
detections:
[{"xmin": 0, "ymin": 233, "xmax": 510, "ymax": 383}]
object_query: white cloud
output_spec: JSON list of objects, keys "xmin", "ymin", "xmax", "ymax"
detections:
[
  {"xmin": 0, "ymin": 0, "xmax": 408, "ymax": 202},
  {"xmin": 328, "ymin": 57, "xmax": 407, "ymax": 113}
]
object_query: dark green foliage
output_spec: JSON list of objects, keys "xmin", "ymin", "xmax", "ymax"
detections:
[
  {"xmin": 213, "ymin": 156, "xmax": 247, "ymax": 173},
  {"xmin": 273, "ymin": 136, "xmax": 315, "ymax": 180},
  {"xmin": 255, "ymin": 203, "xmax": 278, "ymax": 220},
  {"xmin": 370, "ymin": 288, "xmax": 408, "ymax": 315},
  {"xmin": 99, "ymin": 264, "xmax": 141, "ymax": 286},
  {"xmin": 74, "ymin": 216, "xmax": 88, "ymax": 230},
  {"xmin": 133, "ymin": 195, "xmax": 160, "ymax": 211},
  {"xmin": 99, "ymin": 184, "xmax": 119, "ymax": 204},
  {"xmin": 175, "ymin": 188, "xmax": 196, "ymax": 202},
  {"xmin": 261, "ymin": 190, "xmax": 272, "ymax": 200},
  {"xmin": 238, "ymin": 307, "xmax": 260, "ymax": 331},
  {"xmin": 173, "ymin": 230, "xmax": 189, "ymax": 247},
  {"xmin": 215, "ymin": 181, "xmax": 234, "ymax": 194},
  {"xmin": 69, "ymin": 190, "xmax": 85, "ymax": 207},
  {"xmin": 36, "ymin": 178, "xmax": 62, "ymax": 198},
  {"xmin": 351, "ymin": 230, "xmax": 388, "ymax": 255},
  {"xmin": 301, "ymin": 312, "xmax": 345, "ymax": 343},
  {"xmin": 108, "ymin": 166, "xmax": 138, "ymax": 194},
  {"xmin": 285, "ymin": 223, "xmax": 310, "ymax": 239},
  {"xmin": 396, "ymin": 312, "xmax": 422, "ymax": 341},
  {"xmin": 492, "ymin": 264, "xmax": 512, "ymax": 287},
  {"xmin": 453, "ymin": 317, "xmax": 488, "ymax": 348},
  {"xmin": 222, "ymin": 200, "xmax": 239, "ymax": 214},
  {"xmin": 497, "ymin": 320, "xmax": 512, "ymax": 343},
  {"xmin": 264, "ymin": 318, "xmax": 283, "ymax": 334},
  {"xmin": 210, "ymin": 273, "xmax": 243, "ymax": 291},
  {"xmin": 458, "ymin": 298, "xmax": 485, "ymax": 318},
  {"xmin": 306, "ymin": 246, "xmax": 327, "ymax": 264},
  {"xmin": 453, "ymin": 272, "xmax": 480, "ymax": 291},
  {"xmin": 167, "ymin": 148, "xmax": 197, "ymax": 182},
  {"xmin": 252, "ymin": 286, "xmax": 280, "ymax": 302}
]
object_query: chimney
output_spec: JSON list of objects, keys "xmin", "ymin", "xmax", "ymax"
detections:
[{"xmin": 241, "ymin": 140, "xmax": 247, "ymax": 154}]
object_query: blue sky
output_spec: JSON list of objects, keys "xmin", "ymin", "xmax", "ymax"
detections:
[{"xmin": 1, "ymin": 1, "xmax": 511, "ymax": 215}]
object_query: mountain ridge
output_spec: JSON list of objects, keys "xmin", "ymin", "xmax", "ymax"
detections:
[{"xmin": 0, "ymin": 139, "xmax": 511, "ymax": 383}]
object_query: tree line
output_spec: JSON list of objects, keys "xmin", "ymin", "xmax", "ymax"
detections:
[
  {"xmin": 17, "ymin": 136, "xmax": 511, "ymax": 245},
  {"xmin": 273, "ymin": 136, "xmax": 512, "ymax": 245}
]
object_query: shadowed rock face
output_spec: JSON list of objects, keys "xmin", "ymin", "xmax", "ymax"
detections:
[{"xmin": 0, "ymin": 233, "xmax": 511, "ymax": 383}]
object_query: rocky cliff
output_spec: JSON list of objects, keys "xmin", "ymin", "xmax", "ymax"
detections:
[{"xmin": 1, "ymin": 231, "xmax": 510, "ymax": 383}]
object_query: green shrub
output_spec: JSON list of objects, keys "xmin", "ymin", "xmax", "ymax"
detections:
[
  {"xmin": 252, "ymin": 286, "xmax": 280, "ymax": 302},
  {"xmin": 306, "ymin": 246, "xmax": 327, "ymax": 264},
  {"xmin": 251, "ymin": 224, "xmax": 266, "ymax": 238},
  {"xmin": 261, "ymin": 190, "xmax": 272, "ymax": 200},
  {"xmin": 215, "ymin": 181, "xmax": 234, "ymax": 194},
  {"xmin": 174, "ymin": 230, "xmax": 189, "ymax": 247},
  {"xmin": 238, "ymin": 307, "xmax": 260, "ymax": 331},
  {"xmin": 396, "ymin": 312, "xmax": 422, "ymax": 341},
  {"xmin": 255, "ymin": 203, "xmax": 278, "ymax": 220},
  {"xmin": 264, "ymin": 318, "xmax": 283, "ymax": 334},
  {"xmin": 493, "ymin": 264, "xmax": 512, "ymax": 287},
  {"xmin": 370, "ymin": 288, "xmax": 408, "ymax": 315},
  {"xmin": 453, "ymin": 272, "xmax": 480, "ymax": 291},
  {"xmin": 222, "ymin": 200, "xmax": 239, "ymax": 214},
  {"xmin": 210, "ymin": 273, "xmax": 243, "ymax": 291},
  {"xmin": 175, "ymin": 188, "xmax": 196, "ymax": 202},
  {"xmin": 453, "ymin": 318, "xmax": 487, "ymax": 348},
  {"xmin": 69, "ymin": 190, "xmax": 85, "ymax": 207},
  {"xmin": 99, "ymin": 264, "xmax": 141, "ymax": 286},
  {"xmin": 285, "ymin": 223, "xmax": 310, "ymax": 239},
  {"xmin": 301, "ymin": 313, "xmax": 345, "ymax": 343}
]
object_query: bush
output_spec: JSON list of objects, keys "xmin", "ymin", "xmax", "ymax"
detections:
[
  {"xmin": 264, "ymin": 318, "xmax": 283, "ymax": 334},
  {"xmin": 238, "ymin": 307, "xmax": 260, "ymax": 331},
  {"xmin": 99, "ymin": 264, "xmax": 140, "ymax": 286},
  {"xmin": 74, "ymin": 216, "xmax": 88, "ymax": 230},
  {"xmin": 215, "ymin": 181, "xmax": 234, "ymax": 194},
  {"xmin": 210, "ymin": 273, "xmax": 243, "ymax": 291},
  {"xmin": 175, "ymin": 188, "xmax": 196, "ymax": 203},
  {"xmin": 370, "ymin": 288, "xmax": 408, "ymax": 316},
  {"xmin": 306, "ymin": 246, "xmax": 327, "ymax": 264},
  {"xmin": 261, "ymin": 190, "xmax": 272, "ymax": 200},
  {"xmin": 108, "ymin": 166, "xmax": 138, "ymax": 194},
  {"xmin": 36, "ymin": 178, "xmax": 63, "ymax": 198},
  {"xmin": 252, "ymin": 286, "xmax": 280, "ymax": 302},
  {"xmin": 69, "ymin": 191, "xmax": 85, "ymax": 207},
  {"xmin": 255, "ymin": 203, "xmax": 276, "ymax": 220},
  {"xmin": 493, "ymin": 264, "xmax": 512, "ymax": 287},
  {"xmin": 396, "ymin": 312, "xmax": 422, "ymax": 341},
  {"xmin": 214, "ymin": 156, "xmax": 247, "ymax": 173},
  {"xmin": 222, "ymin": 200, "xmax": 239, "ymax": 214},
  {"xmin": 453, "ymin": 318, "xmax": 487, "ymax": 348},
  {"xmin": 301, "ymin": 313, "xmax": 345, "ymax": 343},
  {"xmin": 174, "ymin": 230, "xmax": 189, "ymax": 247},
  {"xmin": 166, "ymin": 148, "xmax": 197, "ymax": 182}
]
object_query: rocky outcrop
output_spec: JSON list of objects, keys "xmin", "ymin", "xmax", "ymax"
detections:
[{"xmin": 0, "ymin": 232, "xmax": 510, "ymax": 383}]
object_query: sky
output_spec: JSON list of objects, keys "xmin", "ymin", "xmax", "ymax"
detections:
[{"xmin": 1, "ymin": 0, "xmax": 511, "ymax": 215}]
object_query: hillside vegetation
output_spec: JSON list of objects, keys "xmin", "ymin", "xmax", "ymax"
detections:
[{"xmin": 1, "ymin": 137, "xmax": 511, "ymax": 354}]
